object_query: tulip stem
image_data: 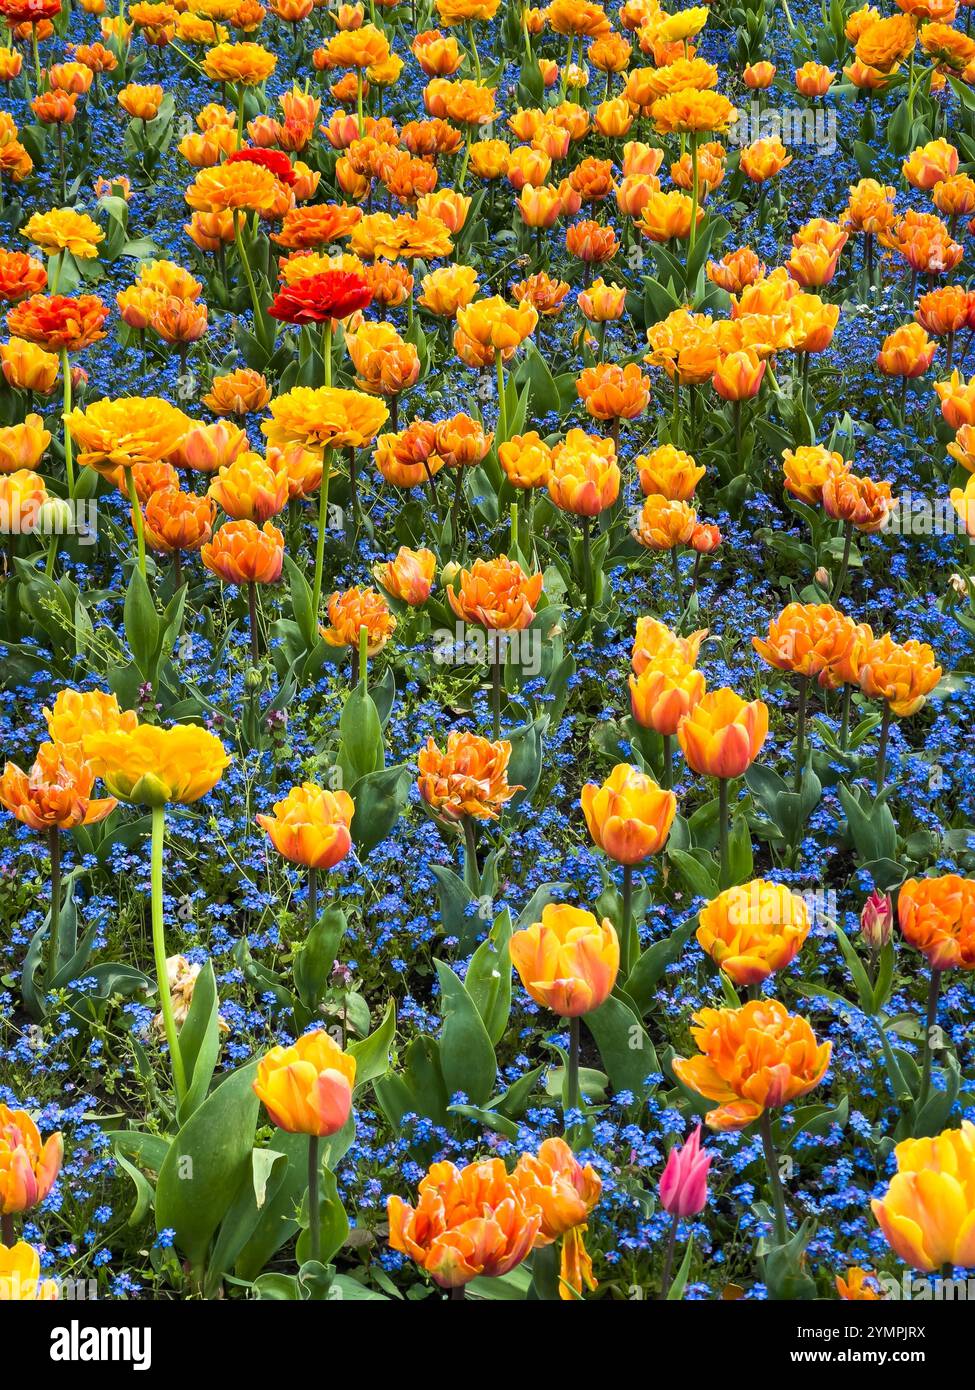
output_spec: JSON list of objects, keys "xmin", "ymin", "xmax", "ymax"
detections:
[
  {"xmin": 322, "ymin": 319, "xmax": 332, "ymax": 389},
  {"xmin": 917, "ymin": 968, "xmax": 941, "ymax": 1115},
  {"xmin": 793, "ymin": 674, "xmax": 809, "ymax": 795},
  {"xmin": 490, "ymin": 654, "xmax": 502, "ymax": 739},
  {"xmin": 60, "ymin": 348, "xmax": 75, "ymax": 499},
  {"xmin": 688, "ymin": 133, "xmax": 699, "ymax": 259},
  {"xmin": 876, "ymin": 700, "xmax": 891, "ymax": 793},
  {"xmin": 621, "ymin": 864, "xmax": 635, "ymax": 980},
  {"xmin": 495, "ymin": 350, "xmax": 507, "ymax": 442},
  {"xmin": 462, "ymin": 814, "xmax": 480, "ymax": 894},
  {"xmin": 311, "ymin": 446, "xmax": 331, "ymax": 628},
  {"xmin": 307, "ymin": 866, "xmax": 318, "ymax": 933},
  {"xmin": 151, "ymin": 805, "xmax": 187, "ymax": 1107},
  {"xmin": 758, "ymin": 1109, "xmax": 789, "ymax": 1247},
  {"xmin": 567, "ymin": 1014, "xmax": 581, "ymax": 1118},
  {"xmin": 659, "ymin": 1213, "xmax": 679, "ymax": 1299},
  {"xmin": 247, "ymin": 582, "xmax": 261, "ymax": 665},
  {"xmin": 126, "ymin": 467, "xmax": 147, "ymax": 579},
  {"xmin": 46, "ymin": 827, "xmax": 61, "ymax": 992},
  {"xmin": 830, "ymin": 521, "xmax": 853, "ymax": 603},
  {"xmin": 717, "ymin": 776, "xmax": 730, "ymax": 889},
  {"xmin": 580, "ymin": 516, "xmax": 594, "ymax": 615},
  {"xmin": 839, "ymin": 684, "xmax": 852, "ymax": 749},
  {"xmin": 307, "ymin": 1134, "xmax": 321, "ymax": 1264},
  {"xmin": 662, "ymin": 734, "xmax": 673, "ymax": 790}
]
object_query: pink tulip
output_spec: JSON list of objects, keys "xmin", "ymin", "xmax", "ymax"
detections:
[
  {"xmin": 659, "ymin": 1125, "xmax": 711, "ymax": 1217},
  {"xmin": 860, "ymin": 890, "xmax": 893, "ymax": 950}
]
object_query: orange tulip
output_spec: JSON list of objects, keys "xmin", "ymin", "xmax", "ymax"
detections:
[
  {"xmin": 388, "ymin": 1158, "xmax": 542, "ymax": 1289},
  {"xmin": 374, "ymin": 546, "xmax": 436, "ymax": 605},
  {"xmin": 673, "ymin": 999, "xmax": 831, "ymax": 1130},
  {"xmin": 696, "ymin": 879, "xmax": 811, "ymax": 985},
  {"xmin": 321, "ymin": 586, "xmax": 395, "ymax": 653},
  {"xmin": 712, "ymin": 348, "xmax": 766, "ymax": 400},
  {"xmin": 856, "ymin": 634, "xmax": 942, "ymax": 716},
  {"xmin": 629, "ymin": 655, "xmax": 706, "ymax": 736},
  {"xmin": 417, "ymin": 732, "xmax": 519, "ymax": 820},
  {"xmin": 201, "ymin": 519, "xmax": 284, "ymax": 585},
  {"xmin": 447, "ymin": 555, "xmax": 543, "ymax": 631},
  {"xmin": 0, "ymin": 741, "xmax": 115, "ymax": 832},
  {"xmin": 511, "ymin": 1138, "xmax": 602, "ymax": 1299},
  {"xmin": 257, "ymin": 782, "xmax": 355, "ymax": 871},
  {"xmin": 0, "ymin": 1106, "xmax": 63, "ymax": 1215},
  {"xmin": 632, "ymin": 493, "xmax": 697, "ymax": 550},
  {"xmin": 510, "ymin": 903, "xmax": 619, "ymax": 1016},
  {"xmin": 898, "ymin": 875, "xmax": 975, "ymax": 972},
  {"xmin": 581, "ymin": 762, "xmax": 676, "ymax": 863},
  {"xmin": 254, "ymin": 1029, "xmax": 356, "ymax": 1136},
  {"xmin": 547, "ymin": 429, "xmax": 620, "ymax": 516},
  {"xmin": 752, "ymin": 602, "xmax": 858, "ymax": 688},
  {"xmin": 677, "ymin": 687, "xmax": 769, "ymax": 779}
]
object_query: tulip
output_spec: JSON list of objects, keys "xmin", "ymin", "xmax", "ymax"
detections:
[
  {"xmin": 0, "ymin": 1241, "xmax": 58, "ymax": 1299},
  {"xmin": 85, "ymin": 722, "xmax": 229, "ymax": 1106},
  {"xmin": 254, "ymin": 1028, "xmax": 356, "ymax": 1264},
  {"xmin": 658, "ymin": 1124, "xmax": 711, "ymax": 1299},
  {"xmin": 835, "ymin": 1267, "xmax": 882, "ymax": 1300},
  {"xmin": 258, "ymin": 781, "xmax": 355, "ymax": 930},
  {"xmin": 697, "ymin": 879, "xmax": 811, "ymax": 986},
  {"xmin": 511, "ymin": 1138, "xmax": 602, "ymax": 1299},
  {"xmin": 872, "ymin": 1122, "xmax": 975, "ymax": 1271},
  {"xmin": 0, "ymin": 1106, "xmax": 63, "ymax": 1245},
  {"xmin": 510, "ymin": 903, "xmax": 619, "ymax": 1113},
  {"xmin": 675, "ymin": 999, "xmax": 830, "ymax": 1244},
  {"xmin": 388, "ymin": 1159, "xmax": 541, "ymax": 1293},
  {"xmin": 374, "ymin": 546, "xmax": 436, "ymax": 606},
  {"xmin": 861, "ymin": 889, "xmax": 893, "ymax": 952}
]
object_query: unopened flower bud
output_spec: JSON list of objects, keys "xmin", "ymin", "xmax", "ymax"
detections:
[
  {"xmin": 860, "ymin": 890, "xmax": 893, "ymax": 950},
  {"xmin": 815, "ymin": 566, "xmax": 830, "ymax": 587}
]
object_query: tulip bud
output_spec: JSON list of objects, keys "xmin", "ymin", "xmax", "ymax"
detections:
[
  {"xmin": 860, "ymin": 891, "xmax": 893, "ymax": 950},
  {"xmin": 440, "ymin": 560, "xmax": 460, "ymax": 586},
  {"xmin": 244, "ymin": 667, "xmax": 264, "ymax": 692},
  {"xmin": 815, "ymin": 566, "xmax": 830, "ymax": 587},
  {"xmin": 659, "ymin": 1125, "xmax": 711, "ymax": 1216},
  {"xmin": 37, "ymin": 495, "xmax": 74, "ymax": 537},
  {"xmin": 950, "ymin": 572, "xmax": 969, "ymax": 598}
]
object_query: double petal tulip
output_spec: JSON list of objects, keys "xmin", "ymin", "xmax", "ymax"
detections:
[
  {"xmin": 201, "ymin": 519, "xmax": 284, "ymax": 586},
  {"xmin": 898, "ymin": 874, "xmax": 975, "ymax": 971},
  {"xmin": 580, "ymin": 763, "xmax": 676, "ymax": 864},
  {"xmin": 257, "ymin": 783, "xmax": 355, "ymax": 872},
  {"xmin": 43, "ymin": 688, "xmax": 138, "ymax": 751},
  {"xmin": 0, "ymin": 1106, "xmax": 62, "ymax": 1214},
  {"xmin": 752, "ymin": 602, "xmax": 858, "ymax": 689},
  {"xmin": 388, "ymin": 1158, "xmax": 542, "ymax": 1289},
  {"xmin": 417, "ymin": 731, "xmax": 519, "ymax": 820},
  {"xmin": 510, "ymin": 903, "xmax": 619, "ymax": 1017},
  {"xmin": 84, "ymin": 722, "xmax": 230, "ymax": 806},
  {"xmin": 872, "ymin": 1122, "xmax": 975, "ymax": 1271},
  {"xmin": 0, "ymin": 741, "xmax": 115, "ymax": 830},
  {"xmin": 856, "ymin": 634, "xmax": 941, "ymax": 716},
  {"xmin": 254, "ymin": 1029, "xmax": 356, "ymax": 1136},
  {"xmin": 321, "ymin": 586, "xmax": 396, "ymax": 654},
  {"xmin": 447, "ymin": 555, "xmax": 542, "ymax": 631},
  {"xmin": 374, "ymin": 546, "xmax": 436, "ymax": 605},
  {"xmin": 696, "ymin": 879, "xmax": 811, "ymax": 985},
  {"xmin": 673, "ymin": 999, "xmax": 831, "ymax": 1130},
  {"xmin": 512, "ymin": 1138, "xmax": 602, "ymax": 1299}
]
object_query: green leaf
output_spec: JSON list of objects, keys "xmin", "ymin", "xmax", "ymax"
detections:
[
  {"xmin": 177, "ymin": 960, "xmax": 221, "ymax": 1124},
  {"xmin": 155, "ymin": 1061, "xmax": 260, "ymax": 1277},
  {"xmin": 464, "ymin": 909, "xmax": 512, "ymax": 1046},
  {"xmin": 666, "ymin": 1235, "xmax": 694, "ymax": 1300},
  {"xmin": 625, "ymin": 917, "xmax": 697, "ymax": 1015},
  {"xmin": 434, "ymin": 959, "xmax": 497, "ymax": 1105},
  {"xmin": 348, "ymin": 999, "xmax": 396, "ymax": 1090},
  {"xmin": 337, "ymin": 685, "xmax": 384, "ymax": 787},
  {"xmin": 350, "ymin": 764, "xmax": 410, "ymax": 858},
  {"xmin": 296, "ymin": 1165, "xmax": 349, "ymax": 1266},
  {"xmin": 124, "ymin": 565, "xmax": 160, "ymax": 677},
  {"xmin": 585, "ymin": 993, "xmax": 659, "ymax": 1099},
  {"xmin": 294, "ymin": 906, "xmax": 346, "ymax": 1016}
]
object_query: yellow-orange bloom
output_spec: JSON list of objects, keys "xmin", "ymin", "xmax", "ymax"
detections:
[
  {"xmin": 903, "ymin": 138, "xmax": 959, "ymax": 190},
  {"xmin": 0, "ymin": 337, "xmax": 58, "ymax": 393},
  {"xmin": 0, "ymin": 1106, "xmax": 63, "ymax": 1216},
  {"xmin": 417, "ymin": 731, "xmax": 519, "ymax": 820},
  {"xmin": 84, "ymin": 722, "xmax": 230, "ymax": 806},
  {"xmin": 638, "ymin": 188, "xmax": 701, "ymax": 242},
  {"xmin": 842, "ymin": 177, "xmax": 897, "ymax": 234},
  {"xmin": 0, "ymin": 1242, "xmax": 58, "ymax": 1300},
  {"xmin": 872, "ymin": 1122, "xmax": 975, "ymax": 1271},
  {"xmin": 203, "ymin": 367, "xmax": 271, "ymax": 416},
  {"xmin": 417, "ymin": 263, "xmax": 478, "ymax": 317},
  {"xmin": 202, "ymin": 40, "xmax": 277, "ymax": 84},
  {"xmin": 677, "ymin": 687, "xmax": 769, "ymax": 779},
  {"xmin": 712, "ymin": 348, "xmax": 766, "ymax": 400},
  {"xmin": 577, "ymin": 361, "xmax": 650, "ymax": 421},
  {"xmin": 822, "ymin": 464, "xmax": 895, "ymax": 533},
  {"xmin": 447, "ymin": 555, "xmax": 543, "ymax": 632},
  {"xmin": 856, "ymin": 634, "xmax": 942, "ymax": 716},
  {"xmin": 455, "ymin": 295, "xmax": 537, "ymax": 352},
  {"xmin": 143, "ymin": 486, "xmax": 216, "ymax": 554},
  {"xmin": 388, "ymin": 1158, "xmax": 542, "ymax": 1289},
  {"xmin": 636, "ymin": 444, "xmax": 705, "ymax": 501},
  {"xmin": 674, "ymin": 999, "xmax": 831, "ymax": 1129},
  {"xmin": 752, "ymin": 602, "xmax": 858, "ymax": 688},
  {"xmin": 43, "ymin": 688, "xmax": 137, "ymax": 752},
  {"xmin": 898, "ymin": 875, "xmax": 975, "ymax": 972},
  {"xmin": 547, "ymin": 429, "xmax": 620, "ymax": 516},
  {"xmin": 877, "ymin": 323, "xmax": 936, "ymax": 377},
  {"xmin": 257, "ymin": 782, "xmax": 355, "ymax": 871},
  {"xmin": 696, "ymin": 880, "xmax": 811, "ymax": 985},
  {"xmin": 262, "ymin": 385, "xmax": 388, "ymax": 455},
  {"xmin": 321, "ymin": 586, "xmax": 395, "ymax": 653},
  {"xmin": 510, "ymin": 903, "xmax": 619, "ymax": 1017},
  {"xmin": 208, "ymin": 450, "xmax": 289, "ymax": 522},
  {"xmin": 0, "ymin": 741, "xmax": 115, "ymax": 832},
  {"xmin": 836, "ymin": 1267, "xmax": 882, "ymax": 1300},
  {"xmin": 201, "ymin": 518, "xmax": 284, "ymax": 585},
  {"xmin": 782, "ymin": 444, "xmax": 847, "ymax": 505},
  {"xmin": 632, "ymin": 493, "xmax": 697, "ymax": 550},
  {"xmin": 739, "ymin": 136, "xmax": 792, "ymax": 182},
  {"xmin": 0, "ymin": 414, "xmax": 50, "ymax": 472},
  {"xmin": 511, "ymin": 1138, "xmax": 602, "ymax": 1299},
  {"xmin": 795, "ymin": 60, "xmax": 834, "ymax": 95},
  {"xmin": 21, "ymin": 209, "xmax": 104, "ymax": 260},
  {"xmin": 498, "ymin": 431, "xmax": 552, "ymax": 489},
  {"xmin": 374, "ymin": 546, "xmax": 436, "ymax": 605},
  {"xmin": 254, "ymin": 1029, "xmax": 355, "ymax": 1136},
  {"xmin": 581, "ymin": 762, "xmax": 675, "ymax": 864},
  {"xmin": 633, "ymin": 616, "xmax": 708, "ymax": 673},
  {"xmin": 66, "ymin": 395, "xmax": 189, "ymax": 474},
  {"xmin": 629, "ymin": 654, "xmax": 706, "ymax": 736}
]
